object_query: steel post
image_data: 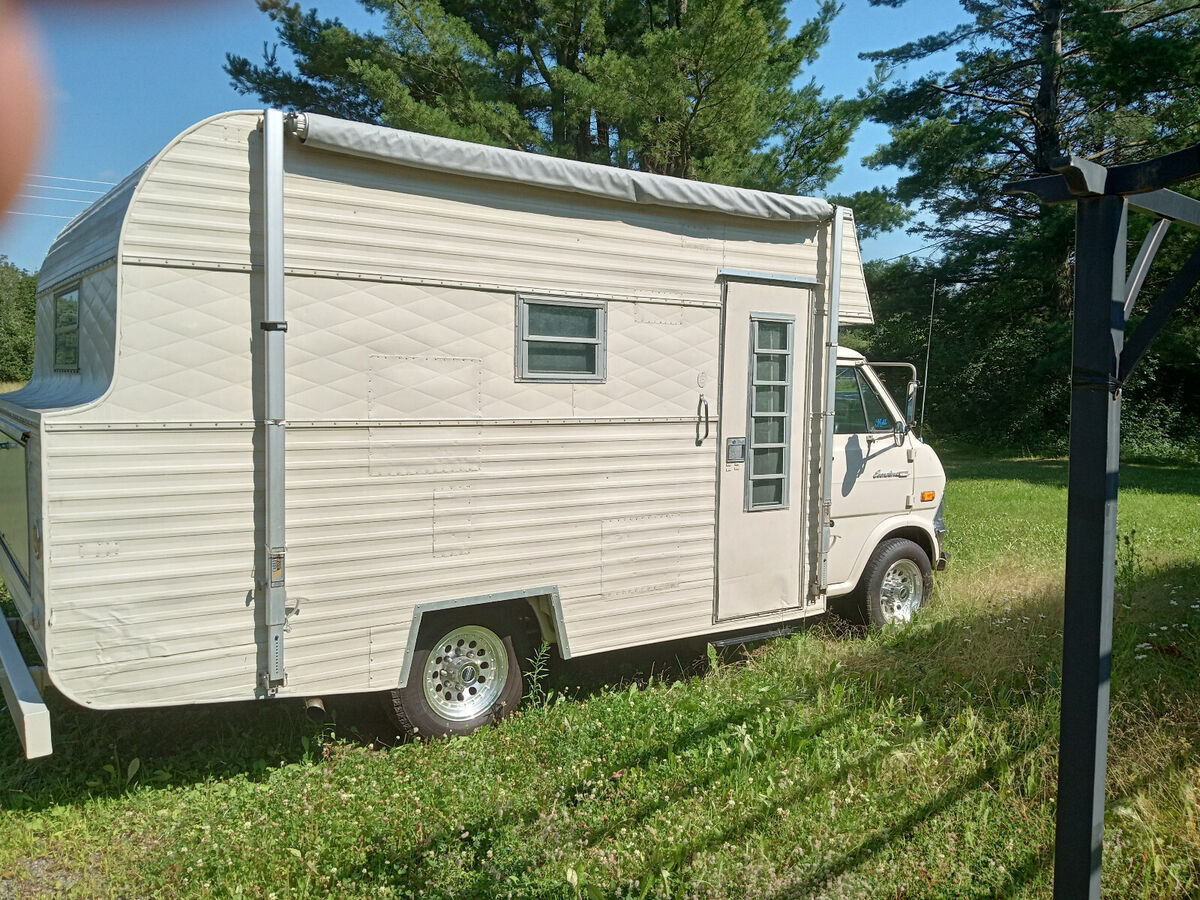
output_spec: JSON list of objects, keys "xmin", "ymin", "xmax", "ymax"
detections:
[{"xmin": 1053, "ymin": 194, "xmax": 1126, "ymax": 899}]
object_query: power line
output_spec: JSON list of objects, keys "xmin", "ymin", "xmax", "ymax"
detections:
[
  {"xmin": 18, "ymin": 193, "xmax": 93, "ymax": 205},
  {"xmin": 25, "ymin": 182, "xmax": 106, "ymax": 195},
  {"xmin": 28, "ymin": 173, "xmax": 116, "ymax": 186},
  {"xmin": 877, "ymin": 238, "xmax": 952, "ymax": 263},
  {"xmin": 4, "ymin": 210, "xmax": 75, "ymax": 220}
]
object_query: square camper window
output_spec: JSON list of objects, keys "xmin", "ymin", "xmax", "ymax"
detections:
[
  {"xmin": 54, "ymin": 288, "xmax": 80, "ymax": 373},
  {"xmin": 516, "ymin": 296, "xmax": 606, "ymax": 382}
]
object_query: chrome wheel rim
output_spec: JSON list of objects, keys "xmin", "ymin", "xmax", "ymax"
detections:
[
  {"xmin": 880, "ymin": 559, "xmax": 924, "ymax": 624},
  {"xmin": 422, "ymin": 625, "xmax": 509, "ymax": 721}
]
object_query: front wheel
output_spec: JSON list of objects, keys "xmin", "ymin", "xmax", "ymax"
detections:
[
  {"xmin": 386, "ymin": 609, "xmax": 529, "ymax": 737},
  {"xmin": 852, "ymin": 538, "xmax": 933, "ymax": 627}
]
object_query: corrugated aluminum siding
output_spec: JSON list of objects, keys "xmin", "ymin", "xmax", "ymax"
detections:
[
  {"xmin": 119, "ymin": 112, "xmax": 873, "ymax": 322},
  {"xmin": 36, "ymin": 110, "xmax": 866, "ymax": 707},
  {"xmin": 38, "ymin": 167, "xmax": 145, "ymax": 293},
  {"xmin": 44, "ymin": 268, "xmax": 723, "ymax": 706},
  {"xmin": 44, "ymin": 418, "xmax": 718, "ymax": 707}
]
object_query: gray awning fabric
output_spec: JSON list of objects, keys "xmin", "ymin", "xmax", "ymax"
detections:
[{"xmin": 294, "ymin": 113, "xmax": 833, "ymax": 224}]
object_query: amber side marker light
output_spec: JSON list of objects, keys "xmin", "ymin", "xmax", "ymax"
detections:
[{"xmin": 921, "ymin": 491, "xmax": 937, "ymax": 502}]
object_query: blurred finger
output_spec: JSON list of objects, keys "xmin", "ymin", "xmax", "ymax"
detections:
[{"xmin": 0, "ymin": 1, "xmax": 43, "ymax": 215}]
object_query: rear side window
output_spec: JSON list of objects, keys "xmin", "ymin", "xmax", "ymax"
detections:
[{"xmin": 54, "ymin": 289, "xmax": 80, "ymax": 373}]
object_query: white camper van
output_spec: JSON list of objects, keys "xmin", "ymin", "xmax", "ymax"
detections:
[{"xmin": 0, "ymin": 111, "xmax": 946, "ymax": 758}]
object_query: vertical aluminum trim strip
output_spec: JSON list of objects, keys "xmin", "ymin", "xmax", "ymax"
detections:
[
  {"xmin": 818, "ymin": 207, "xmax": 845, "ymax": 593},
  {"xmin": 262, "ymin": 108, "xmax": 288, "ymax": 690}
]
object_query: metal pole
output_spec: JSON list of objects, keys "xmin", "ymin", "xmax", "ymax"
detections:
[
  {"xmin": 261, "ymin": 109, "xmax": 288, "ymax": 692},
  {"xmin": 818, "ymin": 207, "xmax": 845, "ymax": 594},
  {"xmin": 920, "ymin": 278, "xmax": 936, "ymax": 431},
  {"xmin": 1053, "ymin": 194, "xmax": 1126, "ymax": 899}
]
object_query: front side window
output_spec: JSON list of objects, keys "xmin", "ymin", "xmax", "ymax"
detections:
[
  {"xmin": 54, "ymin": 289, "xmax": 80, "ymax": 372},
  {"xmin": 747, "ymin": 316, "xmax": 793, "ymax": 510},
  {"xmin": 516, "ymin": 296, "xmax": 606, "ymax": 381},
  {"xmin": 834, "ymin": 366, "xmax": 893, "ymax": 434}
]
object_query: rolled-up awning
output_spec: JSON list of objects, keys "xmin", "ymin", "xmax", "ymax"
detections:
[{"xmin": 292, "ymin": 112, "xmax": 834, "ymax": 224}]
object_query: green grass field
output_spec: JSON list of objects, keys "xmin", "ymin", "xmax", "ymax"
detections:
[{"xmin": 0, "ymin": 451, "xmax": 1197, "ymax": 898}]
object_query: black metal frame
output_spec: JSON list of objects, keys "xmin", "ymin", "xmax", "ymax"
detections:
[{"xmin": 1007, "ymin": 147, "xmax": 1200, "ymax": 899}]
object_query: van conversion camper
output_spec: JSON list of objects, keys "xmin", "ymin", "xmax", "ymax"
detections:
[{"xmin": 0, "ymin": 110, "xmax": 946, "ymax": 758}]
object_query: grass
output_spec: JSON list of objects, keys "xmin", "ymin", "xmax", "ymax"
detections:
[{"xmin": 0, "ymin": 451, "xmax": 1198, "ymax": 898}]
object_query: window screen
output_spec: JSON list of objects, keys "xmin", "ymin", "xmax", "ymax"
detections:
[
  {"xmin": 747, "ymin": 316, "xmax": 793, "ymax": 510},
  {"xmin": 517, "ymin": 297, "xmax": 606, "ymax": 381},
  {"xmin": 54, "ymin": 289, "xmax": 80, "ymax": 373}
]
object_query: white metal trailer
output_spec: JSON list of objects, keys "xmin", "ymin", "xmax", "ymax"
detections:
[{"xmin": 0, "ymin": 110, "xmax": 946, "ymax": 757}]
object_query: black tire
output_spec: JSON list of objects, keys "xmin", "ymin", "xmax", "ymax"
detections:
[
  {"xmin": 846, "ymin": 537, "xmax": 933, "ymax": 628},
  {"xmin": 385, "ymin": 606, "xmax": 531, "ymax": 737}
]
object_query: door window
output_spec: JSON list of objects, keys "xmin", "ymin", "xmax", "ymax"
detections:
[
  {"xmin": 834, "ymin": 366, "xmax": 893, "ymax": 434},
  {"xmin": 747, "ymin": 316, "xmax": 793, "ymax": 509}
]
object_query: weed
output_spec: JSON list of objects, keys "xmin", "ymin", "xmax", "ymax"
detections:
[
  {"xmin": 525, "ymin": 641, "xmax": 552, "ymax": 706},
  {"xmin": 1116, "ymin": 528, "xmax": 1144, "ymax": 602}
]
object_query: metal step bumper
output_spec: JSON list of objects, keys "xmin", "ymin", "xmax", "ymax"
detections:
[{"xmin": 0, "ymin": 618, "xmax": 51, "ymax": 758}]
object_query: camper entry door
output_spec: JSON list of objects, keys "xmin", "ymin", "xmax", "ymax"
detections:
[{"xmin": 715, "ymin": 279, "xmax": 812, "ymax": 621}]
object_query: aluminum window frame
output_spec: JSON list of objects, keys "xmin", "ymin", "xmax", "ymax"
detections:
[
  {"xmin": 53, "ymin": 286, "xmax": 81, "ymax": 374},
  {"xmin": 515, "ymin": 294, "xmax": 607, "ymax": 383},
  {"xmin": 745, "ymin": 313, "xmax": 795, "ymax": 511}
]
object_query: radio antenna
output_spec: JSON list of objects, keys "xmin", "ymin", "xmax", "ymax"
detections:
[{"xmin": 920, "ymin": 278, "xmax": 936, "ymax": 433}]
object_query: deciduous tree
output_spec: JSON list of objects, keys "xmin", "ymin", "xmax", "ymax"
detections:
[{"xmin": 0, "ymin": 257, "xmax": 37, "ymax": 384}]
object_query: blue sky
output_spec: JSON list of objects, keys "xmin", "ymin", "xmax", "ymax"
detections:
[{"xmin": 1, "ymin": 0, "xmax": 967, "ymax": 272}]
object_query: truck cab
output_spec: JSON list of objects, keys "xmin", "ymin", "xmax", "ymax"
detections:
[{"xmin": 825, "ymin": 348, "xmax": 947, "ymax": 625}]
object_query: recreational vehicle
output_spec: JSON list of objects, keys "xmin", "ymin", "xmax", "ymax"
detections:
[{"xmin": 0, "ymin": 110, "xmax": 946, "ymax": 758}]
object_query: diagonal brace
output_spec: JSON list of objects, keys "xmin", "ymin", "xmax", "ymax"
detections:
[
  {"xmin": 1118, "ymin": 242, "xmax": 1200, "ymax": 384},
  {"xmin": 1124, "ymin": 219, "xmax": 1170, "ymax": 319}
]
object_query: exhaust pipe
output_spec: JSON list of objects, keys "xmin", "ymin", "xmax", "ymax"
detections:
[{"xmin": 304, "ymin": 697, "xmax": 327, "ymax": 723}]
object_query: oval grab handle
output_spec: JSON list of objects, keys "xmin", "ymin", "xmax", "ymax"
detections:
[{"xmin": 695, "ymin": 395, "xmax": 710, "ymax": 446}]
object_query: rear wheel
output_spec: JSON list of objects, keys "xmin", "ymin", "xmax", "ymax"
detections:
[
  {"xmin": 386, "ymin": 608, "xmax": 529, "ymax": 737},
  {"xmin": 845, "ymin": 538, "xmax": 933, "ymax": 627}
]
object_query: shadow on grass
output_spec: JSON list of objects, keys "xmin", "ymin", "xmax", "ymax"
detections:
[
  {"xmin": 3, "ymin": 560, "xmax": 1198, "ymax": 899},
  {"xmin": 0, "ymin": 634, "xmax": 722, "ymax": 814},
  {"xmin": 0, "ymin": 692, "xmax": 322, "ymax": 812}
]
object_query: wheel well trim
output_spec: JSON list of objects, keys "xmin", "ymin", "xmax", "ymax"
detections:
[
  {"xmin": 397, "ymin": 586, "xmax": 568, "ymax": 689},
  {"xmin": 835, "ymin": 517, "xmax": 939, "ymax": 597}
]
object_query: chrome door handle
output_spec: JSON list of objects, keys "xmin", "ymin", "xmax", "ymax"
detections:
[{"xmin": 696, "ymin": 395, "xmax": 710, "ymax": 446}]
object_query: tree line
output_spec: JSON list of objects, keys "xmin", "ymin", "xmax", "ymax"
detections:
[
  {"xmin": 0, "ymin": 258, "xmax": 36, "ymax": 384},
  {"xmin": 6, "ymin": 0, "xmax": 1196, "ymax": 455}
]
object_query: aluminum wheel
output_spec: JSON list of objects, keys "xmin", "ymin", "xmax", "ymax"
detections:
[
  {"xmin": 880, "ymin": 558, "xmax": 924, "ymax": 623},
  {"xmin": 421, "ymin": 624, "xmax": 510, "ymax": 722}
]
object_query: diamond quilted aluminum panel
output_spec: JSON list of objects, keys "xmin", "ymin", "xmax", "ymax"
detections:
[
  {"xmin": 13, "ymin": 266, "xmax": 116, "ymax": 414},
  {"xmin": 368, "ymin": 356, "xmax": 483, "ymax": 421},
  {"xmin": 84, "ymin": 266, "xmax": 254, "ymax": 423}
]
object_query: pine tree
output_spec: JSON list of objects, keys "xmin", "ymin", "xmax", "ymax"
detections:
[
  {"xmin": 226, "ymin": 0, "xmax": 860, "ymax": 193},
  {"xmin": 859, "ymin": 0, "xmax": 1200, "ymax": 452}
]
